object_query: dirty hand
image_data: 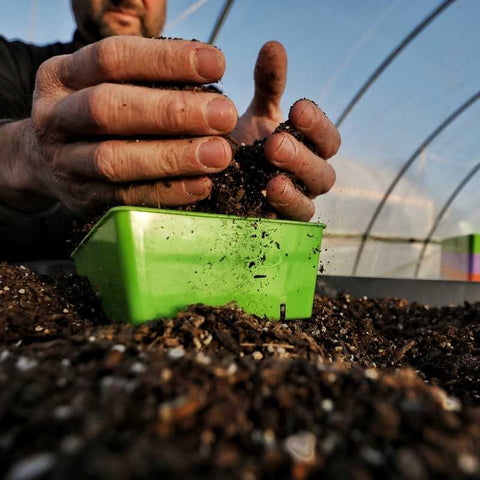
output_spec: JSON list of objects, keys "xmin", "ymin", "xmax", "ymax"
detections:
[
  {"xmin": 8, "ymin": 37, "xmax": 237, "ymax": 214},
  {"xmin": 233, "ymin": 41, "xmax": 340, "ymax": 221}
]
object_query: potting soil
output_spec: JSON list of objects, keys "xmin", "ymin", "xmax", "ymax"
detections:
[
  {"xmin": 1, "ymin": 263, "xmax": 479, "ymax": 479},
  {"xmin": 181, "ymin": 121, "xmax": 311, "ymax": 218}
]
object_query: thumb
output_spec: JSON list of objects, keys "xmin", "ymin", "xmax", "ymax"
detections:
[{"xmin": 250, "ymin": 41, "xmax": 287, "ymax": 119}]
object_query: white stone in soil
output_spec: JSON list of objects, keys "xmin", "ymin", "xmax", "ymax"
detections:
[
  {"xmin": 283, "ymin": 431, "xmax": 316, "ymax": 464},
  {"xmin": 6, "ymin": 453, "xmax": 55, "ymax": 480},
  {"xmin": 53, "ymin": 405, "xmax": 72, "ymax": 420},
  {"xmin": 321, "ymin": 398, "xmax": 334, "ymax": 412},
  {"xmin": 130, "ymin": 362, "xmax": 147, "ymax": 374},
  {"xmin": 458, "ymin": 453, "xmax": 479, "ymax": 474},
  {"xmin": 0, "ymin": 350, "xmax": 10, "ymax": 362},
  {"xmin": 168, "ymin": 347, "xmax": 185, "ymax": 360},
  {"xmin": 16, "ymin": 356, "xmax": 38, "ymax": 372}
]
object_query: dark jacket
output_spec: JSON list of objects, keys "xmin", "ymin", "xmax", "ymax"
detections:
[{"xmin": 0, "ymin": 32, "xmax": 87, "ymax": 260}]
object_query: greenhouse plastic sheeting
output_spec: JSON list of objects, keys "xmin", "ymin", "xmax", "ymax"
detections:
[
  {"xmin": 3, "ymin": 0, "xmax": 479, "ymax": 279},
  {"xmin": 169, "ymin": 0, "xmax": 480, "ymax": 279}
]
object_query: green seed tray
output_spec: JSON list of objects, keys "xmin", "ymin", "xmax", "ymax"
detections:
[{"xmin": 72, "ymin": 207, "xmax": 325, "ymax": 323}]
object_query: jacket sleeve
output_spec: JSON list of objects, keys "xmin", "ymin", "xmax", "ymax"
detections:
[
  {"xmin": 0, "ymin": 37, "xmax": 73, "ymax": 258},
  {"xmin": 0, "ymin": 36, "xmax": 35, "ymax": 120}
]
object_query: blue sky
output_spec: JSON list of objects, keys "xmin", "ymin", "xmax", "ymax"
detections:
[{"xmin": 1, "ymin": 0, "xmax": 479, "ymax": 241}]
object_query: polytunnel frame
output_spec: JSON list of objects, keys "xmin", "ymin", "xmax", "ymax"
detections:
[
  {"xmin": 414, "ymin": 161, "xmax": 480, "ymax": 277},
  {"xmin": 204, "ymin": 0, "xmax": 478, "ymax": 281},
  {"xmin": 352, "ymin": 90, "xmax": 480, "ymax": 275},
  {"xmin": 335, "ymin": 0, "xmax": 457, "ymax": 128},
  {"xmin": 207, "ymin": 0, "xmax": 457, "ymax": 120},
  {"xmin": 208, "ymin": 0, "xmax": 235, "ymax": 45}
]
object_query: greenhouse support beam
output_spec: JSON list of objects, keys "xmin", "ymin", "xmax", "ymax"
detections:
[
  {"xmin": 414, "ymin": 162, "xmax": 480, "ymax": 278},
  {"xmin": 336, "ymin": 0, "xmax": 457, "ymax": 128},
  {"xmin": 208, "ymin": 0, "xmax": 235, "ymax": 45},
  {"xmin": 352, "ymin": 90, "xmax": 480, "ymax": 276}
]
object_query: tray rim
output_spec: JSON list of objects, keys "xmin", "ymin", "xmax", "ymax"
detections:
[{"xmin": 71, "ymin": 206, "xmax": 326, "ymax": 257}]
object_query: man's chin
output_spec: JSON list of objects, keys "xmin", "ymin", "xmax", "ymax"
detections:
[{"xmin": 99, "ymin": 13, "xmax": 143, "ymax": 37}]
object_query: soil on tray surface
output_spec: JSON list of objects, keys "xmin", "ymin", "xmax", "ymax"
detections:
[{"xmin": 1, "ymin": 263, "xmax": 479, "ymax": 479}]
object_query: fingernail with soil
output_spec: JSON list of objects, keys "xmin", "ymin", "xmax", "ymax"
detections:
[
  {"xmin": 198, "ymin": 139, "xmax": 229, "ymax": 169},
  {"xmin": 206, "ymin": 98, "xmax": 236, "ymax": 132},
  {"xmin": 296, "ymin": 102, "xmax": 317, "ymax": 129},
  {"xmin": 185, "ymin": 177, "xmax": 210, "ymax": 197},
  {"xmin": 195, "ymin": 48, "xmax": 223, "ymax": 80}
]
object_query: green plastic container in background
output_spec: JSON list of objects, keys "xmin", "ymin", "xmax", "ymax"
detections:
[{"xmin": 72, "ymin": 207, "xmax": 325, "ymax": 323}]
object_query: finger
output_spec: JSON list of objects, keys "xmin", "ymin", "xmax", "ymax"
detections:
[
  {"xmin": 52, "ymin": 86, "xmax": 237, "ymax": 137},
  {"xmin": 58, "ymin": 176, "xmax": 211, "ymax": 214},
  {"xmin": 289, "ymin": 99, "xmax": 341, "ymax": 159},
  {"xmin": 116, "ymin": 176, "xmax": 212, "ymax": 207},
  {"xmin": 266, "ymin": 175, "xmax": 315, "ymax": 222},
  {"xmin": 50, "ymin": 179, "xmax": 117, "ymax": 215},
  {"xmin": 265, "ymin": 133, "xmax": 336, "ymax": 196},
  {"xmin": 57, "ymin": 137, "xmax": 232, "ymax": 182},
  {"xmin": 251, "ymin": 41, "xmax": 287, "ymax": 117},
  {"xmin": 54, "ymin": 37, "xmax": 225, "ymax": 90}
]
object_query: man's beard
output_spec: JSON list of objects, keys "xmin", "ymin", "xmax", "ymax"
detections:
[{"xmin": 86, "ymin": 0, "xmax": 148, "ymax": 40}]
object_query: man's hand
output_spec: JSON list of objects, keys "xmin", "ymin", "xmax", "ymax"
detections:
[
  {"xmin": 1, "ymin": 37, "xmax": 237, "ymax": 214},
  {"xmin": 233, "ymin": 41, "xmax": 340, "ymax": 221}
]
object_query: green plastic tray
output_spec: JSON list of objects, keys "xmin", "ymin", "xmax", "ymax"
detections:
[{"xmin": 72, "ymin": 207, "xmax": 325, "ymax": 323}]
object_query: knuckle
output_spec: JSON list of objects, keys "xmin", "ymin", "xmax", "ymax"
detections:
[
  {"xmin": 141, "ymin": 183, "xmax": 165, "ymax": 207},
  {"xmin": 32, "ymin": 57, "xmax": 69, "ymax": 139},
  {"xmin": 30, "ymin": 101, "xmax": 49, "ymax": 134},
  {"xmin": 49, "ymin": 149, "xmax": 64, "ymax": 177},
  {"xmin": 156, "ymin": 42, "xmax": 177, "ymax": 77},
  {"xmin": 118, "ymin": 184, "xmax": 152, "ymax": 206},
  {"xmin": 116, "ymin": 187, "xmax": 130, "ymax": 205},
  {"xmin": 161, "ymin": 95, "xmax": 191, "ymax": 132},
  {"xmin": 31, "ymin": 101, "xmax": 58, "ymax": 142},
  {"xmin": 94, "ymin": 37, "xmax": 121, "ymax": 78},
  {"xmin": 34, "ymin": 57, "xmax": 61, "ymax": 93},
  {"xmin": 161, "ymin": 144, "xmax": 183, "ymax": 175},
  {"xmin": 86, "ymin": 84, "xmax": 111, "ymax": 129},
  {"xmin": 94, "ymin": 142, "xmax": 118, "ymax": 181},
  {"xmin": 34, "ymin": 62, "xmax": 51, "ymax": 92}
]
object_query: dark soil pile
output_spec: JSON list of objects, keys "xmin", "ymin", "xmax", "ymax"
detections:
[
  {"xmin": 182, "ymin": 122, "xmax": 312, "ymax": 218},
  {"xmin": 1, "ymin": 263, "xmax": 479, "ymax": 479}
]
